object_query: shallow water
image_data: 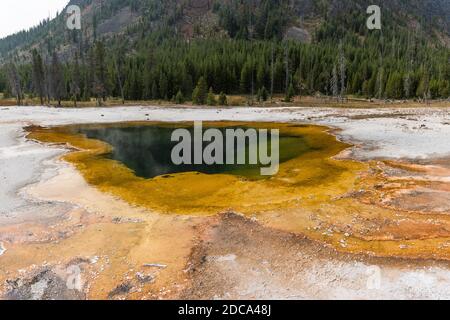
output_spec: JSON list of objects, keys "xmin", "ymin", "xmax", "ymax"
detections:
[{"xmin": 77, "ymin": 124, "xmax": 311, "ymax": 179}]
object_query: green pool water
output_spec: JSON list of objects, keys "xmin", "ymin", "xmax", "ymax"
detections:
[{"xmin": 78, "ymin": 124, "xmax": 314, "ymax": 179}]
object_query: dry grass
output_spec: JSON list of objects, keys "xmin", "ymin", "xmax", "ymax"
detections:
[{"xmin": 0, "ymin": 95, "xmax": 448, "ymax": 109}]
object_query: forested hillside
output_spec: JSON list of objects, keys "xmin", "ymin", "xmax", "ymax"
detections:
[{"xmin": 0, "ymin": 0, "xmax": 448, "ymax": 105}]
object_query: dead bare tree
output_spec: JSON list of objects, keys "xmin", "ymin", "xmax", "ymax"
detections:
[
  {"xmin": 31, "ymin": 49, "xmax": 46, "ymax": 105},
  {"xmin": 270, "ymin": 43, "xmax": 274, "ymax": 101},
  {"xmin": 285, "ymin": 43, "xmax": 289, "ymax": 95},
  {"xmin": 404, "ymin": 32, "xmax": 415, "ymax": 99},
  {"xmin": 331, "ymin": 64, "xmax": 339, "ymax": 101},
  {"xmin": 50, "ymin": 51, "xmax": 66, "ymax": 107},
  {"xmin": 378, "ymin": 30, "xmax": 385, "ymax": 101},
  {"xmin": 70, "ymin": 53, "xmax": 81, "ymax": 107},
  {"xmin": 339, "ymin": 41, "xmax": 346, "ymax": 101},
  {"xmin": 7, "ymin": 63, "xmax": 22, "ymax": 105},
  {"xmin": 114, "ymin": 57, "xmax": 125, "ymax": 105}
]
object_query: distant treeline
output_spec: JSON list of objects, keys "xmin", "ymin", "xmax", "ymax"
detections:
[{"xmin": 1, "ymin": 37, "xmax": 448, "ymax": 105}]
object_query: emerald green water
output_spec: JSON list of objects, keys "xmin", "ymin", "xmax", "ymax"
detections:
[{"xmin": 78, "ymin": 125, "xmax": 312, "ymax": 179}]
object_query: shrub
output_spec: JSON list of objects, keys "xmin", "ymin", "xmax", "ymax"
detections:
[
  {"xmin": 175, "ymin": 90, "xmax": 185, "ymax": 104},
  {"xmin": 207, "ymin": 87, "xmax": 216, "ymax": 106}
]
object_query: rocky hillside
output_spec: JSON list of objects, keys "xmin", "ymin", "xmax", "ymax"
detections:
[{"xmin": 0, "ymin": 0, "xmax": 449, "ymax": 62}]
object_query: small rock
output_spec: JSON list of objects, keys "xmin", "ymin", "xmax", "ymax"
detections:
[
  {"xmin": 339, "ymin": 239, "xmax": 348, "ymax": 248},
  {"xmin": 90, "ymin": 256, "xmax": 99, "ymax": 264},
  {"xmin": 108, "ymin": 282, "xmax": 133, "ymax": 299},
  {"xmin": 136, "ymin": 272, "xmax": 155, "ymax": 284},
  {"xmin": 112, "ymin": 217, "xmax": 122, "ymax": 223}
]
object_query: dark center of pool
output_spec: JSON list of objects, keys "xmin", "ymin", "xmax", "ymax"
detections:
[{"xmin": 78, "ymin": 125, "xmax": 312, "ymax": 179}]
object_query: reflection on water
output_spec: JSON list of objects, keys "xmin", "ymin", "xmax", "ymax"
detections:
[{"xmin": 78, "ymin": 125, "xmax": 311, "ymax": 179}]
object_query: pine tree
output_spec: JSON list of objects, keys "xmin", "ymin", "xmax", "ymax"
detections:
[
  {"xmin": 240, "ymin": 61, "xmax": 252, "ymax": 93},
  {"xmin": 192, "ymin": 77, "xmax": 208, "ymax": 105},
  {"xmin": 284, "ymin": 83, "xmax": 295, "ymax": 102},
  {"xmin": 256, "ymin": 88, "xmax": 262, "ymax": 102},
  {"xmin": 175, "ymin": 90, "xmax": 185, "ymax": 104},
  {"xmin": 159, "ymin": 72, "xmax": 168, "ymax": 100},
  {"xmin": 192, "ymin": 87, "xmax": 200, "ymax": 105},
  {"xmin": 260, "ymin": 86, "xmax": 268, "ymax": 101},
  {"xmin": 218, "ymin": 92, "xmax": 228, "ymax": 106},
  {"xmin": 256, "ymin": 63, "xmax": 267, "ymax": 91},
  {"xmin": 93, "ymin": 41, "xmax": 107, "ymax": 105},
  {"xmin": 151, "ymin": 82, "xmax": 159, "ymax": 100},
  {"xmin": 385, "ymin": 71, "xmax": 403, "ymax": 99},
  {"xmin": 417, "ymin": 70, "xmax": 430, "ymax": 103}
]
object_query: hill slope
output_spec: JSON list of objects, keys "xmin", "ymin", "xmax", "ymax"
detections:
[
  {"xmin": 0, "ymin": 0, "xmax": 448, "ymax": 103},
  {"xmin": 0, "ymin": 0, "xmax": 448, "ymax": 61}
]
